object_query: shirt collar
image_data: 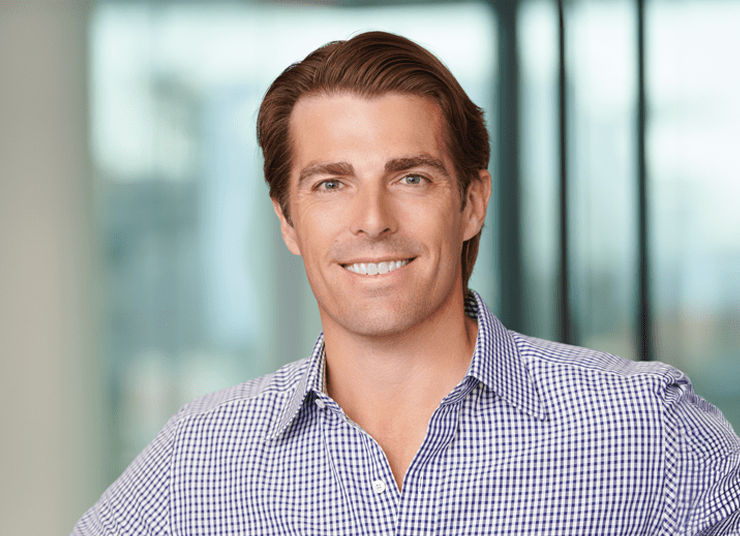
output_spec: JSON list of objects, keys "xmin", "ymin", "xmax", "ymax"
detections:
[
  {"xmin": 267, "ymin": 290, "xmax": 546, "ymax": 440},
  {"xmin": 266, "ymin": 333, "xmax": 326, "ymax": 440},
  {"xmin": 465, "ymin": 290, "xmax": 547, "ymax": 421}
]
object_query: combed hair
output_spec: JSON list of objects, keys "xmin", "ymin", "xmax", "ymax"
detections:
[{"xmin": 257, "ymin": 31, "xmax": 490, "ymax": 294}]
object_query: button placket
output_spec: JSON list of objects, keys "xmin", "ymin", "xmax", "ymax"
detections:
[
  {"xmin": 372, "ymin": 479, "xmax": 387, "ymax": 494},
  {"xmin": 319, "ymin": 405, "xmax": 399, "ymax": 535}
]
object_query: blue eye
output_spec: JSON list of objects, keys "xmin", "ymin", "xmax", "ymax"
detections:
[
  {"xmin": 401, "ymin": 175, "xmax": 424, "ymax": 185},
  {"xmin": 319, "ymin": 180, "xmax": 341, "ymax": 191}
]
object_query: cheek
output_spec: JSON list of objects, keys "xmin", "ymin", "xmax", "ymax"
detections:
[
  {"xmin": 436, "ymin": 217, "xmax": 467, "ymax": 262},
  {"xmin": 409, "ymin": 198, "xmax": 463, "ymax": 240},
  {"xmin": 292, "ymin": 209, "xmax": 340, "ymax": 258}
]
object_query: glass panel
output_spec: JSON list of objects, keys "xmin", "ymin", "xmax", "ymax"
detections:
[
  {"xmin": 647, "ymin": 0, "xmax": 740, "ymax": 432},
  {"xmin": 90, "ymin": 1, "xmax": 497, "ymax": 477},
  {"xmin": 566, "ymin": 0, "xmax": 638, "ymax": 361},
  {"xmin": 519, "ymin": 0, "xmax": 560, "ymax": 341}
]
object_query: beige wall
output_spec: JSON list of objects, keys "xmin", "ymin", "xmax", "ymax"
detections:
[{"xmin": 0, "ymin": 1, "xmax": 106, "ymax": 533}]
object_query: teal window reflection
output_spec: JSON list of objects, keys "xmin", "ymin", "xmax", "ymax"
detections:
[{"xmin": 648, "ymin": 0, "xmax": 740, "ymax": 430}]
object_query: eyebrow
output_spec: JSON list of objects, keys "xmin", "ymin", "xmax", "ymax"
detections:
[
  {"xmin": 298, "ymin": 162, "xmax": 355, "ymax": 188},
  {"xmin": 384, "ymin": 154, "xmax": 450, "ymax": 177},
  {"xmin": 296, "ymin": 153, "xmax": 450, "ymax": 189}
]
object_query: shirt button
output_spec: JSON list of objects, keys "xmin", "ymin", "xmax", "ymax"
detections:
[
  {"xmin": 372, "ymin": 479, "xmax": 387, "ymax": 494},
  {"xmin": 315, "ymin": 398, "xmax": 325, "ymax": 409}
]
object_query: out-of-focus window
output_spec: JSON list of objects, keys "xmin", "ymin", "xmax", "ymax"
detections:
[
  {"xmin": 566, "ymin": 0, "xmax": 638, "ymax": 363},
  {"xmin": 519, "ymin": 0, "xmax": 739, "ymax": 432},
  {"xmin": 519, "ymin": 0, "xmax": 560, "ymax": 342},
  {"xmin": 519, "ymin": 0, "xmax": 638, "ymax": 362},
  {"xmin": 89, "ymin": 0, "xmax": 740, "ymax": 488},
  {"xmin": 89, "ymin": 1, "xmax": 497, "ymax": 479},
  {"xmin": 648, "ymin": 0, "xmax": 740, "ymax": 430}
]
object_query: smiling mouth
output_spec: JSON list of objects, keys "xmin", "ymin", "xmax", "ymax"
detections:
[{"xmin": 342, "ymin": 258, "xmax": 413, "ymax": 276}]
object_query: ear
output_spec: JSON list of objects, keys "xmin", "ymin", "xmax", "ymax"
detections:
[
  {"xmin": 462, "ymin": 169, "xmax": 492, "ymax": 241},
  {"xmin": 271, "ymin": 199, "xmax": 302, "ymax": 256}
]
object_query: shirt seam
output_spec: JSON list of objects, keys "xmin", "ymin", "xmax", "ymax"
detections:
[
  {"xmin": 515, "ymin": 336, "xmax": 682, "ymax": 385},
  {"xmin": 173, "ymin": 363, "xmax": 309, "ymax": 424}
]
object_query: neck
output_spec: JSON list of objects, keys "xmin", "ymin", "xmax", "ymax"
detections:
[
  {"xmin": 319, "ymin": 287, "xmax": 478, "ymax": 491},
  {"xmin": 321, "ymin": 289, "xmax": 478, "ymax": 429}
]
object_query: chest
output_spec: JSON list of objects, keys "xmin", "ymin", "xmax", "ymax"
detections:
[{"xmin": 169, "ymin": 390, "xmax": 664, "ymax": 535}]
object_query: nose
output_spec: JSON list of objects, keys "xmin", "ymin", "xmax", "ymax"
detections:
[{"xmin": 349, "ymin": 182, "xmax": 398, "ymax": 239}]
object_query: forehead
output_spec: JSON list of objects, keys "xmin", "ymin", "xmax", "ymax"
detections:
[
  {"xmin": 288, "ymin": 92, "xmax": 448, "ymax": 174},
  {"xmin": 291, "ymin": 91, "xmax": 444, "ymax": 127}
]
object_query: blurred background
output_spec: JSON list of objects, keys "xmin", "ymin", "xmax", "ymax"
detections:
[{"xmin": 1, "ymin": 0, "xmax": 738, "ymax": 533}]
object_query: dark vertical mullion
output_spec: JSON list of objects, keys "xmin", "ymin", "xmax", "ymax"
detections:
[
  {"xmin": 637, "ymin": 0, "xmax": 653, "ymax": 361},
  {"xmin": 493, "ymin": 0, "xmax": 523, "ymax": 333},
  {"xmin": 557, "ymin": 0, "xmax": 572, "ymax": 345}
]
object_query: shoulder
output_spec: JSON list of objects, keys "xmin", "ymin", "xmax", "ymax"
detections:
[
  {"xmin": 181, "ymin": 357, "xmax": 309, "ymax": 413},
  {"xmin": 509, "ymin": 333, "xmax": 690, "ymax": 431},
  {"xmin": 170, "ymin": 357, "xmax": 310, "ymax": 432},
  {"xmin": 509, "ymin": 334, "xmax": 740, "ymax": 531},
  {"xmin": 70, "ymin": 359, "xmax": 312, "ymax": 534},
  {"xmin": 512, "ymin": 332, "xmax": 687, "ymax": 389},
  {"xmin": 513, "ymin": 332, "xmax": 740, "ymax": 455}
]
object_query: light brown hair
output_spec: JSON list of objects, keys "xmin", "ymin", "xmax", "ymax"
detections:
[{"xmin": 257, "ymin": 31, "xmax": 490, "ymax": 293}]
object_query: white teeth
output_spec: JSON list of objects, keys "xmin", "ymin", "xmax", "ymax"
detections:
[
  {"xmin": 344, "ymin": 259, "xmax": 410, "ymax": 275},
  {"xmin": 348, "ymin": 263, "xmax": 367, "ymax": 274}
]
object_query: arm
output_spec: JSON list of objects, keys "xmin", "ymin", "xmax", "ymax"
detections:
[
  {"xmin": 70, "ymin": 413, "xmax": 179, "ymax": 536},
  {"xmin": 663, "ymin": 377, "xmax": 740, "ymax": 535}
]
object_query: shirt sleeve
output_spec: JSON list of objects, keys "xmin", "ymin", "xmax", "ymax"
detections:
[
  {"xmin": 70, "ymin": 412, "xmax": 181, "ymax": 536},
  {"xmin": 662, "ymin": 375, "xmax": 740, "ymax": 535}
]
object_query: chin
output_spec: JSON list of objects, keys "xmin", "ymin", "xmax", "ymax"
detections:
[
  {"xmin": 348, "ymin": 319, "xmax": 415, "ymax": 338},
  {"xmin": 326, "ymin": 299, "xmax": 430, "ymax": 339}
]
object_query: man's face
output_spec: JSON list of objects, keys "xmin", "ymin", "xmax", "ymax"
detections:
[{"xmin": 273, "ymin": 92, "xmax": 489, "ymax": 339}]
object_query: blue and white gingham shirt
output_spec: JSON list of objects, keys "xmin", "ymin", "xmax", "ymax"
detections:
[{"xmin": 73, "ymin": 291, "xmax": 740, "ymax": 535}]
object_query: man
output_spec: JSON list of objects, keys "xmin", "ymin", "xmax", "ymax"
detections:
[{"xmin": 73, "ymin": 32, "xmax": 740, "ymax": 535}]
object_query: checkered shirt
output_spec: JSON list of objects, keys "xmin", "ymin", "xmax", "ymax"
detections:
[{"xmin": 73, "ymin": 291, "xmax": 740, "ymax": 535}]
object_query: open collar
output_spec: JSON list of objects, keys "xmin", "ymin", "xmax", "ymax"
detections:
[{"xmin": 266, "ymin": 290, "xmax": 547, "ymax": 440}]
